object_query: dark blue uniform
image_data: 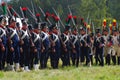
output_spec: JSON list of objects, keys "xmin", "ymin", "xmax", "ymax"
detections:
[
  {"xmin": 61, "ymin": 33, "xmax": 70, "ymax": 66},
  {"xmin": 70, "ymin": 34, "xmax": 80, "ymax": 67},
  {"xmin": 7, "ymin": 27, "xmax": 20, "ymax": 65},
  {"xmin": 94, "ymin": 36, "xmax": 105, "ymax": 66},
  {"xmin": 0, "ymin": 26, "xmax": 7, "ymax": 70},
  {"xmin": 80, "ymin": 34, "xmax": 91, "ymax": 66},
  {"xmin": 31, "ymin": 31, "xmax": 41, "ymax": 67},
  {"xmin": 49, "ymin": 33, "xmax": 61, "ymax": 68},
  {"xmin": 19, "ymin": 29, "xmax": 30, "ymax": 68},
  {"xmin": 40, "ymin": 31, "xmax": 50, "ymax": 68}
]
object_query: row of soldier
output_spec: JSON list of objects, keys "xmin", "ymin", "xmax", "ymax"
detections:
[{"xmin": 0, "ymin": 15, "xmax": 120, "ymax": 72}]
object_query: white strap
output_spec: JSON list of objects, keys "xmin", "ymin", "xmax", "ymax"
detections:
[
  {"xmin": 41, "ymin": 31, "xmax": 48, "ymax": 41},
  {"xmin": 53, "ymin": 33, "xmax": 58, "ymax": 42},
  {"xmin": 21, "ymin": 30, "xmax": 29, "ymax": 39},
  {"xmin": 10, "ymin": 28, "xmax": 17, "ymax": 38},
  {"xmin": 33, "ymin": 32, "xmax": 40, "ymax": 43},
  {"xmin": 63, "ymin": 33, "xmax": 69, "ymax": 44},
  {"xmin": 80, "ymin": 34, "xmax": 87, "ymax": 41},
  {"xmin": 73, "ymin": 35, "xmax": 78, "ymax": 45},
  {"xmin": 0, "ymin": 28, "xmax": 6, "ymax": 38}
]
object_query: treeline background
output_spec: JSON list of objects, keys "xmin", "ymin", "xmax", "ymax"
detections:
[{"xmin": 1, "ymin": 0, "xmax": 120, "ymax": 28}]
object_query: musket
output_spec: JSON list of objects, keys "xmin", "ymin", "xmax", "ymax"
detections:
[
  {"xmin": 52, "ymin": 7, "xmax": 65, "ymax": 29},
  {"xmin": 27, "ymin": 7, "xmax": 36, "ymax": 20},
  {"xmin": 92, "ymin": 22, "xmax": 95, "ymax": 36},
  {"xmin": 6, "ymin": 6, "xmax": 12, "ymax": 16},
  {"xmin": 31, "ymin": 0, "xmax": 35, "ymax": 16},
  {"xmin": 30, "ymin": 0, "xmax": 42, "ymax": 22},
  {"xmin": 19, "ymin": 6, "xmax": 35, "ymax": 48},
  {"xmin": 11, "ymin": 7, "xmax": 21, "ymax": 19},
  {"xmin": 20, "ymin": 6, "xmax": 25, "ymax": 18},
  {"xmin": 68, "ymin": 5, "xmax": 75, "ymax": 26},
  {"xmin": 38, "ymin": 6, "xmax": 51, "ymax": 25}
]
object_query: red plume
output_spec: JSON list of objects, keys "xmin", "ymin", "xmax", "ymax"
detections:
[
  {"xmin": 55, "ymin": 16, "xmax": 60, "ymax": 21},
  {"xmin": 46, "ymin": 12, "xmax": 50, "ymax": 17},
  {"xmin": 1, "ymin": 2, "xmax": 6, "ymax": 6},
  {"xmin": 13, "ymin": 12, "xmax": 17, "ymax": 17},
  {"xmin": 36, "ymin": 13, "xmax": 40, "ymax": 17},
  {"xmin": 22, "ymin": 7, "xmax": 28, "ymax": 11},
  {"xmin": 80, "ymin": 18, "xmax": 84, "ymax": 21},
  {"xmin": 51, "ymin": 13, "xmax": 55, "ymax": 17},
  {"xmin": 68, "ymin": 14, "xmax": 72, "ymax": 19},
  {"xmin": 73, "ymin": 16, "xmax": 77, "ymax": 19},
  {"xmin": 8, "ymin": 5, "xmax": 12, "ymax": 9}
]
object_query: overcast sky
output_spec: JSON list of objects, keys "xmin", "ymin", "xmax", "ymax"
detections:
[{"xmin": 0, "ymin": 0, "xmax": 10, "ymax": 3}]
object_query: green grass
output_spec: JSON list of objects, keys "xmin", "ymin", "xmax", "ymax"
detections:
[{"xmin": 0, "ymin": 65, "xmax": 120, "ymax": 80}]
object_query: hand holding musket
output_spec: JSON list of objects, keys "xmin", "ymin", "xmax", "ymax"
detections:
[
  {"xmin": 34, "ymin": 48, "xmax": 37, "ymax": 53},
  {"xmin": 20, "ymin": 47, "xmax": 23, "ymax": 53},
  {"xmin": 10, "ymin": 47, "xmax": 14, "ymax": 52},
  {"xmin": 30, "ymin": 38, "xmax": 35, "ymax": 47},
  {"xmin": 51, "ymin": 41, "xmax": 56, "ymax": 53},
  {"xmin": 63, "ymin": 43, "xmax": 67, "ymax": 52},
  {"xmin": 50, "ymin": 42, "xmax": 56, "ymax": 53},
  {"xmin": 0, "ymin": 38, "xmax": 2, "ymax": 43},
  {"xmin": 29, "ymin": 37, "xmax": 36, "ymax": 53},
  {"xmin": 41, "ymin": 45, "xmax": 45, "ymax": 53},
  {"xmin": 70, "ymin": 41, "xmax": 76, "ymax": 53},
  {"xmin": 8, "ymin": 37, "xmax": 12, "ymax": 45},
  {"xmin": 59, "ymin": 35, "xmax": 67, "ymax": 52},
  {"xmin": 19, "ymin": 39, "xmax": 24, "ymax": 46},
  {"xmin": 49, "ymin": 36, "xmax": 56, "ymax": 53},
  {"xmin": 51, "ymin": 41, "xmax": 55, "ymax": 47},
  {"xmin": 49, "ymin": 37, "xmax": 55, "ymax": 47},
  {"xmin": 30, "ymin": 38, "xmax": 38, "ymax": 53},
  {"xmin": 71, "ymin": 43, "xmax": 76, "ymax": 53},
  {"xmin": 7, "ymin": 37, "xmax": 14, "ymax": 52},
  {"xmin": 0, "ymin": 43, "xmax": 5, "ymax": 52}
]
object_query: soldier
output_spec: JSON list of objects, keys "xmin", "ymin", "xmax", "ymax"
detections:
[
  {"xmin": 31, "ymin": 23, "xmax": 41, "ymax": 70},
  {"xmin": 117, "ymin": 31, "xmax": 120, "ymax": 65},
  {"xmin": 112, "ymin": 30, "xmax": 119, "ymax": 65},
  {"xmin": 40, "ymin": 22, "xmax": 50, "ymax": 69},
  {"xmin": 79, "ymin": 27, "xmax": 91, "ymax": 66},
  {"xmin": 94, "ymin": 28, "xmax": 105, "ymax": 66},
  {"xmin": 70, "ymin": 28, "xmax": 80, "ymax": 67},
  {"xmin": 0, "ymin": 15, "xmax": 6, "ymax": 70},
  {"xmin": 49, "ymin": 24, "xmax": 61, "ymax": 69},
  {"xmin": 89, "ymin": 33, "xmax": 94, "ymax": 65},
  {"xmin": 103, "ymin": 29, "xmax": 113, "ymax": 65},
  {"xmin": 19, "ymin": 21, "xmax": 30, "ymax": 71},
  {"xmin": 7, "ymin": 17, "xmax": 20, "ymax": 71},
  {"xmin": 61, "ymin": 25, "xmax": 71, "ymax": 67}
]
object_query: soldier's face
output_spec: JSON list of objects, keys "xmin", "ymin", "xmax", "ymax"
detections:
[
  {"xmin": 103, "ymin": 31, "xmax": 108, "ymax": 35},
  {"xmin": 23, "ymin": 24, "xmax": 28, "ymax": 29},
  {"xmin": 73, "ymin": 30, "xmax": 77, "ymax": 35},
  {"xmin": 10, "ymin": 21, "xmax": 16, "ymax": 27},
  {"xmin": 80, "ymin": 30, "xmax": 85, "ymax": 34},
  {"xmin": 42, "ymin": 27, "xmax": 47, "ymax": 32},
  {"xmin": 113, "ymin": 32, "xmax": 117, "ymax": 35},
  {"xmin": 97, "ymin": 33, "xmax": 101, "ymax": 37}
]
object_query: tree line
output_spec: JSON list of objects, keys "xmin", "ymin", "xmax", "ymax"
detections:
[{"xmin": 1, "ymin": 0, "xmax": 120, "ymax": 28}]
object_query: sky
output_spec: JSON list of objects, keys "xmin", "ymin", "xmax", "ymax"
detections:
[{"xmin": 0, "ymin": 0, "xmax": 10, "ymax": 3}]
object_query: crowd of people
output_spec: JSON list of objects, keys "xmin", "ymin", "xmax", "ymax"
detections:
[
  {"xmin": 0, "ymin": 14, "xmax": 120, "ymax": 72},
  {"xmin": 0, "ymin": 2, "xmax": 120, "ymax": 72}
]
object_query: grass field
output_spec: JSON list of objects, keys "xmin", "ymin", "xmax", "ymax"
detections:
[{"xmin": 0, "ymin": 65, "xmax": 120, "ymax": 80}]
